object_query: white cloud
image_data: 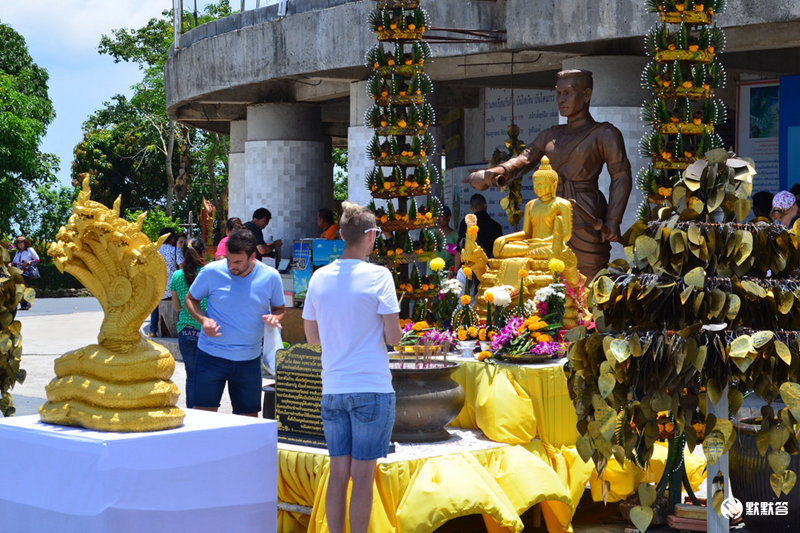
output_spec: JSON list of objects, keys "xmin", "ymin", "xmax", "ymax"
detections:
[{"xmin": 1, "ymin": 0, "xmax": 172, "ymax": 54}]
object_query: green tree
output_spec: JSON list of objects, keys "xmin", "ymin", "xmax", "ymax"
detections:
[
  {"xmin": 72, "ymin": 95, "xmax": 169, "ymax": 211},
  {"xmin": 124, "ymin": 207, "xmax": 181, "ymax": 242},
  {"xmin": 0, "ymin": 22, "xmax": 58, "ymax": 233},
  {"xmin": 75, "ymin": 2, "xmax": 232, "ymax": 222},
  {"xmin": 333, "ymin": 147, "xmax": 348, "ymax": 202},
  {"xmin": 12, "ymin": 183, "xmax": 78, "ymax": 243}
]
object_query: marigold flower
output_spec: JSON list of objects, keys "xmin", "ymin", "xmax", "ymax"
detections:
[
  {"xmin": 477, "ymin": 350, "xmax": 492, "ymax": 362},
  {"xmin": 478, "ymin": 329, "xmax": 486, "ymax": 341},
  {"xmin": 387, "ymin": 250, "xmax": 394, "ymax": 256},
  {"xmin": 462, "ymin": 267, "xmax": 473, "ymax": 279},
  {"xmin": 457, "ymin": 328, "xmax": 468, "ymax": 341},
  {"xmin": 484, "ymin": 291, "xmax": 495, "ymax": 303},
  {"xmin": 412, "ymin": 321, "xmax": 429, "ymax": 331},
  {"xmin": 467, "ymin": 225, "xmax": 479, "ymax": 236},
  {"xmin": 548, "ymin": 258, "xmax": 565, "ymax": 274},
  {"xmin": 429, "ymin": 257, "xmax": 446, "ymax": 272},
  {"xmin": 468, "ymin": 326, "xmax": 478, "ymax": 337},
  {"xmin": 518, "ymin": 269, "xmax": 529, "ymax": 278},
  {"xmin": 395, "ymin": 248, "xmax": 404, "ymax": 256},
  {"xmin": 460, "ymin": 295, "xmax": 471, "ymax": 305}
]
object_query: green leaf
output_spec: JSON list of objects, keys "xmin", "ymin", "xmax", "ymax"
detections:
[
  {"xmin": 726, "ymin": 294, "xmax": 741, "ymax": 320},
  {"xmin": 775, "ymin": 341, "xmax": 792, "ymax": 365},
  {"xmin": 593, "ymin": 276, "xmax": 614, "ymax": 304},
  {"xmin": 638, "ymin": 482, "xmax": 657, "ymax": 508},
  {"xmin": 768, "ymin": 470, "xmax": 796, "ymax": 497},
  {"xmin": 576, "ymin": 433, "xmax": 595, "ymax": 462},
  {"xmin": 629, "ymin": 505, "xmax": 654, "ymax": 532},
  {"xmin": 693, "ymin": 345, "xmax": 707, "ymax": 372},
  {"xmin": 609, "ymin": 339, "xmax": 631, "ymax": 363},
  {"xmin": 683, "ymin": 267, "xmax": 706, "ymax": 289},
  {"xmin": 592, "ymin": 396, "xmax": 617, "ymax": 441},
  {"xmin": 768, "ymin": 450, "xmax": 791, "ymax": 474},
  {"xmin": 634, "ymin": 235, "xmax": 658, "ymax": 262},
  {"xmin": 728, "ymin": 389, "xmax": 744, "ymax": 417},
  {"xmin": 751, "ymin": 330, "xmax": 774, "ymax": 350},
  {"xmin": 599, "ymin": 373, "xmax": 616, "ymax": 399},
  {"xmin": 779, "ymin": 382, "xmax": 800, "ymax": 421}
]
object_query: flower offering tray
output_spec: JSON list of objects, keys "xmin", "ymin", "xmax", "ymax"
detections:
[{"xmin": 394, "ymin": 344, "xmax": 442, "ymax": 355}]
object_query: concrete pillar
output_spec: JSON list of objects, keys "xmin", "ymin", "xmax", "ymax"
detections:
[
  {"xmin": 243, "ymin": 103, "xmax": 325, "ymax": 259},
  {"xmin": 561, "ymin": 55, "xmax": 650, "ymax": 261},
  {"xmin": 347, "ymin": 81, "xmax": 443, "ymax": 208},
  {"xmin": 347, "ymin": 81, "xmax": 375, "ymax": 207},
  {"xmin": 227, "ymin": 120, "xmax": 247, "ymax": 224}
]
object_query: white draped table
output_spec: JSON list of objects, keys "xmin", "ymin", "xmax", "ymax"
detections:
[{"xmin": 0, "ymin": 410, "xmax": 277, "ymax": 533}]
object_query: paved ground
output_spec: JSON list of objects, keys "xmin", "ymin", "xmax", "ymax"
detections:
[{"xmin": 10, "ymin": 297, "xmax": 240, "ymax": 417}]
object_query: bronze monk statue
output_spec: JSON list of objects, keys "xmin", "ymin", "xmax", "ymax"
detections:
[{"xmin": 469, "ymin": 69, "xmax": 633, "ymax": 280}]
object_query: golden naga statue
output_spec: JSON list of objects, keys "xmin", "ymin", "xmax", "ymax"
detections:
[
  {"xmin": 39, "ymin": 179, "xmax": 184, "ymax": 431},
  {"xmin": 461, "ymin": 156, "xmax": 583, "ymax": 326}
]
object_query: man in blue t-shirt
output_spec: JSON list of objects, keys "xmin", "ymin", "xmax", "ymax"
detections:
[{"xmin": 185, "ymin": 229, "xmax": 285, "ymax": 416}]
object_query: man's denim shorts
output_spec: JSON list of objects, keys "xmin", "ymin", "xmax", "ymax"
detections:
[
  {"xmin": 194, "ymin": 348, "xmax": 262, "ymax": 414},
  {"xmin": 320, "ymin": 392, "xmax": 395, "ymax": 461}
]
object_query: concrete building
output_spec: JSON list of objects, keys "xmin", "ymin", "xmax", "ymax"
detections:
[{"xmin": 165, "ymin": 0, "xmax": 800, "ymax": 255}]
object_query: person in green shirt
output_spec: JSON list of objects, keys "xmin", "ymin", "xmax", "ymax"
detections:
[
  {"xmin": 170, "ymin": 238, "xmax": 208, "ymax": 408},
  {"xmin": 436, "ymin": 206, "xmax": 459, "ymax": 273}
]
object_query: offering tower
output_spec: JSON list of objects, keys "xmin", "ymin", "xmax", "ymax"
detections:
[
  {"xmin": 365, "ymin": 0, "xmax": 443, "ymax": 320},
  {"xmin": 638, "ymin": 0, "xmax": 727, "ymax": 215}
]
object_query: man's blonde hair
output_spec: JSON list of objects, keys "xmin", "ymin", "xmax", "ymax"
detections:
[{"xmin": 339, "ymin": 201, "xmax": 377, "ymax": 243}]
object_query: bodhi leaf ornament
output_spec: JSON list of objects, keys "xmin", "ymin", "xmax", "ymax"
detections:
[{"xmin": 566, "ymin": 150, "xmax": 800, "ymax": 503}]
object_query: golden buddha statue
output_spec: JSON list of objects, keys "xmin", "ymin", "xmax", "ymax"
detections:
[{"xmin": 462, "ymin": 156, "xmax": 583, "ymax": 326}]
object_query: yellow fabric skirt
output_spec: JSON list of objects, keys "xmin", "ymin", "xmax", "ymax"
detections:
[
  {"xmin": 276, "ymin": 360, "xmax": 707, "ymax": 531},
  {"xmin": 277, "ymin": 431, "xmax": 595, "ymax": 533},
  {"xmin": 449, "ymin": 360, "xmax": 579, "ymax": 447}
]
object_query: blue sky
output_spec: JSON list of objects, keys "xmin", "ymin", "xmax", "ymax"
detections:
[{"xmin": 2, "ymin": 0, "xmax": 222, "ymax": 187}]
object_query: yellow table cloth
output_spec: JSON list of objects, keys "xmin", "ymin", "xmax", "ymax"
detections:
[
  {"xmin": 277, "ymin": 360, "xmax": 708, "ymax": 531},
  {"xmin": 449, "ymin": 359, "xmax": 579, "ymax": 447},
  {"xmin": 446, "ymin": 359, "xmax": 707, "ymax": 504},
  {"xmin": 277, "ymin": 429, "xmax": 595, "ymax": 533}
]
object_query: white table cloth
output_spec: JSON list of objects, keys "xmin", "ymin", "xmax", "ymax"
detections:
[{"xmin": 0, "ymin": 410, "xmax": 277, "ymax": 533}]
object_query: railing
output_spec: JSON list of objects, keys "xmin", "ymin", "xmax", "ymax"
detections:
[
  {"xmin": 172, "ymin": 0, "xmax": 289, "ymax": 48},
  {"xmin": 239, "ymin": 0, "xmax": 287, "ymax": 12}
]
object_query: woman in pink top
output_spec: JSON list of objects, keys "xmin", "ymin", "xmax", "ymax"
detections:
[{"xmin": 214, "ymin": 217, "xmax": 244, "ymax": 260}]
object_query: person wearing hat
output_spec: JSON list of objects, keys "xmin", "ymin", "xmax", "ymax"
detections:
[
  {"xmin": 11, "ymin": 236, "xmax": 40, "ymax": 310},
  {"xmin": 770, "ymin": 190, "xmax": 799, "ymax": 227}
]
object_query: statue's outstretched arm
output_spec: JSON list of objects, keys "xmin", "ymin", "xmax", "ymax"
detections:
[{"xmin": 468, "ymin": 135, "xmax": 545, "ymax": 190}]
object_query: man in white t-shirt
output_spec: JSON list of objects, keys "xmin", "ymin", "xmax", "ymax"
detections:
[{"xmin": 303, "ymin": 202, "xmax": 402, "ymax": 533}]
